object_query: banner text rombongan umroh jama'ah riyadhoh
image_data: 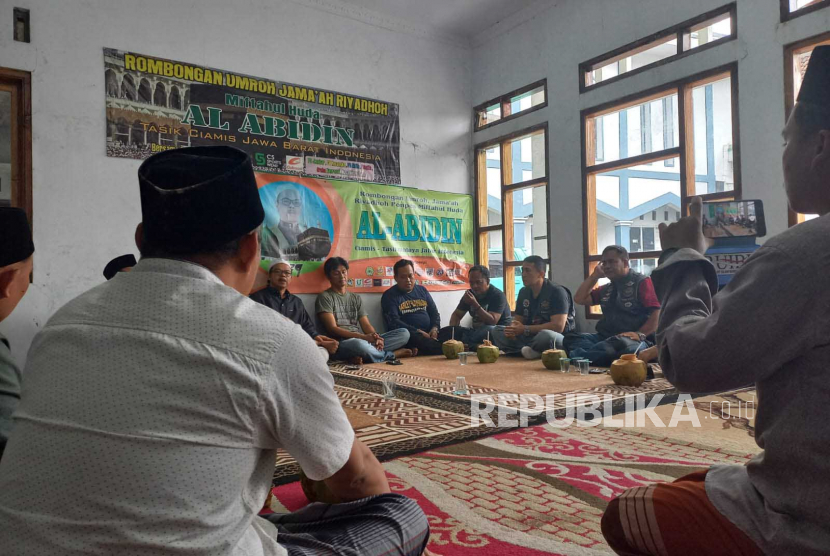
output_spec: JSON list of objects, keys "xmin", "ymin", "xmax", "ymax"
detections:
[{"xmin": 104, "ymin": 48, "xmax": 401, "ymax": 185}]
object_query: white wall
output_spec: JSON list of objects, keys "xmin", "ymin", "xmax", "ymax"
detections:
[
  {"xmin": 472, "ymin": 0, "xmax": 830, "ymax": 332},
  {"xmin": 0, "ymin": 0, "xmax": 473, "ymax": 365}
]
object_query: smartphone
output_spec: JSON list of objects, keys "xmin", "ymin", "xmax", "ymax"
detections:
[{"xmin": 701, "ymin": 200, "xmax": 765, "ymax": 238}]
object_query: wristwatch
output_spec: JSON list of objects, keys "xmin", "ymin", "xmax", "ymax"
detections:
[{"xmin": 523, "ymin": 326, "xmax": 532, "ymax": 337}]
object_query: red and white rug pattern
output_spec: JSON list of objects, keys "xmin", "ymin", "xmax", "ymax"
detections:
[{"xmin": 271, "ymin": 420, "xmax": 758, "ymax": 555}]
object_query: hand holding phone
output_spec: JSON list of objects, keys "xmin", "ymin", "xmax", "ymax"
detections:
[{"xmin": 658, "ymin": 197, "xmax": 713, "ymax": 255}]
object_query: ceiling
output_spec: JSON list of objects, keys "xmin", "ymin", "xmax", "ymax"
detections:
[{"xmin": 334, "ymin": 0, "xmax": 540, "ymax": 40}]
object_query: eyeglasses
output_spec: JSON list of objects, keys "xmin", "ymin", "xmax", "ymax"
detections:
[
  {"xmin": 271, "ymin": 270, "xmax": 292, "ymax": 277},
  {"xmin": 279, "ymin": 198, "xmax": 302, "ymax": 208}
]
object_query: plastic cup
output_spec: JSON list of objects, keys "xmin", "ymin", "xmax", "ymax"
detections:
[
  {"xmin": 454, "ymin": 376, "xmax": 469, "ymax": 395},
  {"xmin": 560, "ymin": 358, "xmax": 571, "ymax": 373},
  {"xmin": 459, "ymin": 352, "xmax": 468, "ymax": 365},
  {"xmin": 382, "ymin": 375, "xmax": 396, "ymax": 399},
  {"xmin": 578, "ymin": 359, "xmax": 590, "ymax": 375}
]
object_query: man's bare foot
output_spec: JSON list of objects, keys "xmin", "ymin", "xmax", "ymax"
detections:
[
  {"xmin": 393, "ymin": 348, "xmax": 417, "ymax": 359},
  {"xmin": 638, "ymin": 345, "xmax": 658, "ymax": 363},
  {"xmin": 347, "ymin": 356, "xmax": 363, "ymax": 366}
]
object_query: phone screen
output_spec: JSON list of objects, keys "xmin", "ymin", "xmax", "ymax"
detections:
[{"xmin": 702, "ymin": 200, "xmax": 765, "ymax": 238}]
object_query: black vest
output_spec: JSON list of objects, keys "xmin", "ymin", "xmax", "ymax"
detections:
[{"xmin": 596, "ymin": 271, "xmax": 651, "ymax": 338}]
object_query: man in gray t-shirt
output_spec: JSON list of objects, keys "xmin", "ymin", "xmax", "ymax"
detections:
[{"xmin": 316, "ymin": 257, "xmax": 414, "ymax": 364}]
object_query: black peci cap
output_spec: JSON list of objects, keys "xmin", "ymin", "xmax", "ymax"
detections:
[
  {"xmin": 103, "ymin": 254, "xmax": 137, "ymax": 280},
  {"xmin": 0, "ymin": 207, "xmax": 34, "ymax": 267},
  {"xmin": 798, "ymin": 45, "xmax": 830, "ymax": 105},
  {"xmin": 138, "ymin": 146, "xmax": 264, "ymax": 253}
]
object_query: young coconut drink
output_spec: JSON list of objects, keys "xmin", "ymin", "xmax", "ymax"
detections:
[
  {"xmin": 442, "ymin": 328, "xmax": 465, "ymax": 359},
  {"xmin": 609, "ymin": 353, "xmax": 647, "ymax": 387},
  {"xmin": 477, "ymin": 332, "xmax": 500, "ymax": 363},
  {"xmin": 541, "ymin": 349, "xmax": 567, "ymax": 370}
]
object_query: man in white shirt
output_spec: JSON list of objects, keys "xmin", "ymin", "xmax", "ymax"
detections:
[{"xmin": 0, "ymin": 146, "xmax": 429, "ymax": 556}]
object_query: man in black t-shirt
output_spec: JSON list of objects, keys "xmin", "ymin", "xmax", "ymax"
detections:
[
  {"xmin": 441, "ymin": 265, "xmax": 511, "ymax": 348},
  {"xmin": 491, "ymin": 256, "xmax": 575, "ymax": 359}
]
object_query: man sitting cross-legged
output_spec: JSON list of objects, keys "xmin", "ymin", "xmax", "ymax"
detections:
[
  {"xmin": 565, "ymin": 245, "xmax": 660, "ymax": 366},
  {"xmin": 443, "ymin": 264, "xmax": 511, "ymax": 348},
  {"xmin": 601, "ymin": 47, "xmax": 830, "ymax": 556},
  {"xmin": 381, "ymin": 259, "xmax": 443, "ymax": 356},
  {"xmin": 250, "ymin": 259, "xmax": 339, "ymax": 361},
  {"xmin": 0, "ymin": 146, "xmax": 429, "ymax": 556},
  {"xmin": 491, "ymin": 255, "xmax": 575, "ymax": 359},
  {"xmin": 317, "ymin": 256, "xmax": 415, "ymax": 364}
]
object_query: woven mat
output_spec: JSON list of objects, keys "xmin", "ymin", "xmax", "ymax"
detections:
[
  {"xmin": 273, "ymin": 384, "xmax": 497, "ymax": 484},
  {"xmin": 362, "ymin": 355, "xmax": 616, "ymax": 395},
  {"xmin": 342, "ymin": 406, "xmax": 383, "ymax": 429}
]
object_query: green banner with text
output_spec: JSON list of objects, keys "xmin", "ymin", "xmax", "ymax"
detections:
[{"xmin": 252, "ymin": 173, "xmax": 473, "ymax": 293}]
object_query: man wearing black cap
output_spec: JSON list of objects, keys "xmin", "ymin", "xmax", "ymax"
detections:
[
  {"xmin": 0, "ymin": 208, "xmax": 34, "ymax": 462},
  {"xmin": 102, "ymin": 253, "xmax": 137, "ymax": 280},
  {"xmin": 0, "ymin": 147, "xmax": 428, "ymax": 556},
  {"xmin": 602, "ymin": 48, "xmax": 830, "ymax": 555}
]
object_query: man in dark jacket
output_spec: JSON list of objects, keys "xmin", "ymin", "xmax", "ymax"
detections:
[
  {"xmin": 565, "ymin": 245, "xmax": 660, "ymax": 366},
  {"xmin": 380, "ymin": 259, "xmax": 442, "ymax": 355},
  {"xmin": 250, "ymin": 260, "xmax": 338, "ymax": 359}
]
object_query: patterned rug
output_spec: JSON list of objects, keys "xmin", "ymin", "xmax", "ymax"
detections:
[{"xmin": 270, "ymin": 389, "xmax": 760, "ymax": 555}]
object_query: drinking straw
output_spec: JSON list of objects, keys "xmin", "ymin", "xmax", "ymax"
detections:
[{"xmin": 452, "ymin": 328, "xmax": 455, "ymax": 341}]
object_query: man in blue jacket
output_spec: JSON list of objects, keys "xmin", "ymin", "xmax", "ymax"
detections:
[{"xmin": 381, "ymin": 259, "xmax": 442, "ymax": 355}]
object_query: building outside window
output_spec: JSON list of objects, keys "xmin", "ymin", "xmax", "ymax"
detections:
[
  {"xmin": 475, "ymin": 124, "xmax": 549, "ymax": 307},
  {"xmin": 582, "ymin": 65, "xmax": 740, "ymax": 316}
]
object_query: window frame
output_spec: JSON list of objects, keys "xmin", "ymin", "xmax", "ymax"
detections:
[
  {"xmin": 474, "ymin": 122, "xmax": 550, "ymax": 308},
  {"xmin": 0, "ymin": 67, "xmax": 33, "ymax": 220},
  {"xmin": 473, "ymin": 79, "xmax": 548, "ymax": 132},
  {"xmin": 579, "ymin": 3, "xmax": 737, "ymax": 93},
  {"xmin": 780, "ymin": 0, "xmax": 830, "ymax": 22},
  {"xmin": 784, "ymin": 31, "xmax": 830, "ymax": 227},
  {"xmin": 581, "ymin": 63, "xmax": 741, "ymax": 317}
]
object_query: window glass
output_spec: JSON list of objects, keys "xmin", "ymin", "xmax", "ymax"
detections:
[
  {"xmin": 590, "ymin": 93, "xmax": 677, "ymax": 164},
  {"xmin": 592, "ymin": 158, "xmax": 679, "ymax": 256},
  {"xmin": 0, "ymin": 92, "xmax": 11, "ymax": 207},
  {"xmin": 509, "ymin": 187, "xmax": 548, "ymax": 261},
  {"xmin": 588, "ymin": 36, "xmax": 677, "ymax": 86},
  {"xmin": 688, "ymin": 14, "xmax": 732, "ymax": 49},
  {"xmin": 691, "ymin": 77, "xmax": 734, "ymax": 193},
  {"xmin": 485, "ymin": 148, "xmax": 502, "ymax": 226}
]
